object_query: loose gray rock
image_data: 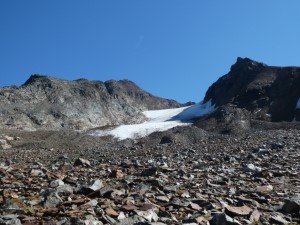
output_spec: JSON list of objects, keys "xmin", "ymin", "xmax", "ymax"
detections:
[
  {"xmin": 50, "ymin": 179, "xmax": 64, "ymax": 188},
  {"xmin": 74, "ymin": 158, "xmax": 91, "ymax": 167},
  {"xmin": 270, "ymin": 213, "xmax": 290, "ymax": 225},
  {"xmin": 0, "ymin": 216, "xmax": 21, "ymax": 225},
  {"xmin": 135, "ymin": 209, "xmax": 159, "ymax": 222},
  {"xmin": 43, "ymin": 192, "xmax": 63, "ymax": 208},
  {"xmin": 243, "ymin": 163, "xmax": 262, "ymax": 173},
  {"xmin": 141, "ymin": 167, "xmax": 158, "ymax": 176},
  {"xmin": 210, "ymin": 213, "xmax": 241, "ymax": 225},
  {"xmin": 115, "ymin": 215, "xmax": 146, "ymax": 225},
  {"xmin": 281, "ymin": 194, "xmax": 300, "ymax": 213},
  {"xmin": 89, "ymin": 179, "xmax": 104, "ymax": 191}
]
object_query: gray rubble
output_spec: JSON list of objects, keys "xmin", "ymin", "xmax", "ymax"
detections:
[{"xmin": 0, "ymin": 126, "xmax": 299, "ymax": 225}]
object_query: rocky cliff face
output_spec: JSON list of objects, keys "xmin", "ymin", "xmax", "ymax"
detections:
[
  {"xmin": 196, "ymin": 57, "xmax": 300, "ymax": 133},
  {"xmin": 0, "ymin": 75, "xmax": 182, "ymax": 130}
]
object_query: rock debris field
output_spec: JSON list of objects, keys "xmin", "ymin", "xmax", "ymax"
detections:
[{"xmin": 0, "ymin": 127, "xmax": 300, "ymax": 225}]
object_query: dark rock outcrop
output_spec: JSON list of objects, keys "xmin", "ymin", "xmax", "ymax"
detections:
[
  {"xmin": 0, "ymin": 75, "xmax": 182, "ymax": 130},
  {"xmin": 196, "ymin": 57, "xmax": 300, "ymax": 133}
]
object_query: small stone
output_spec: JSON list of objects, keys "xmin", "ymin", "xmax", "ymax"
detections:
[
  {"xmin": 1, "ymin": 215, "xmax": 19, "ymax": 220},
  {"xmin": 135, "ymin": 209, "xmax": 159, "ymax": 222},
  {"xmin": 181, "ymin": 191, "xmax": 190, "ymax": 198},
  {"xmin": 58, "ymin": 154, "xmax": 69, "ymax": 160},
  {"xmin": 141, "ymin": 167, "xmax": 158, "ymax": 176},
  {"xmin": 225, "ymin": 205, "xmax": 252, "ymax": 217},
  {"xmin": 82, "ymin": 216, "xmax": 104, "ymax": 225},
  {"xmin": 171, "ymin": 198, "xmax": 189, "ymax": 207},
  {"xmin": 256, "ymin": 148, "xmax": 270, "ymax": 155},
  {"xmin": 43, "ymin": 192, "xmax": 63, "ymax": 208},
  {"xmin": 249, "ymin": 209, "xmax": 261, "ymax": 222},
  {"xmin": 118, "ymin": 211, "xmax": 126, "ymax": 220},
  {"xmin": 163, "ymin": 185, "xmax": 179, "ymax": 192},
  {"xmin": 84, "ymin": 199, "xmax": 98, "ymax": 207},
  {"xmin": 4, "ymin": 135, "xmax": 14, "ymax": 141},
  {"xmin": 256, "ymin": 185, "xmax": 273, "ymax": 193},
  {"xmin": 50, "ymin": 179, "xmax": 64, "ymax": 188},
  {"xmin": 281, "ymin": 194, "xmax": 300, "ymax": 213},
  {"xmin": 148, "ymin": 223, "xmax": 167, "ymax": 225},
  {"xmin": 109, "ymin": 169, "xmax": 124, "ymax": 178},
  {"xmin": 0, "ymin": 215, "xmax": 21, "ymax": 225},
  {"xmin": 210, "ymin": 213, "xmax": 241, "ymax": 225},
  {"xmin": 139, "ymin": 203, "xmax": 158, "ymax": 212},
  {"xmin": 270, "ymin": 214, "xmax": 289, "ymax": 225},
  {"xmin": 243, "ymin": 164, "xmax": 262, "ymax": 173},
  {"xmin": 189, "ymin": 202, "xmax": 201, "ymax": 211},
  {"xmin": 9, "ymin": 192, "xmax": 18, "ymax": 199},
  {"xmin": 105, "ymin": 207, "xmax": 119, "ymax": 217},
  {"xmin": 74, "ymin": 158, "xmax": 91, "ymax": 167},
  {"xmin": 122, "ymin": 204, "xmax": 139, "ymax": 211},
  {"xmin": 115, "ymin": 215, "xmax": 145, "ymax": 225},
  {"xmin": 0, "ymin": 139, "xmax": 12, "ymax": 149},
  {"xmin": 155, "ymin": 195, "xmax": 170, "ymax": 203},
  {"xmin": 89, "ymin": 179, "xmax": 104, "ymax": 191},
  {"xmin": 160, "ymin": 136, "xmax": 173, "ymax": 144},
  {"xmin": 30, "ymin": 169, "xmax": 44, "ymax": 177},
  {"xmin": 56, "ymin": 184, "xmax": 74, "ymax": 196}
]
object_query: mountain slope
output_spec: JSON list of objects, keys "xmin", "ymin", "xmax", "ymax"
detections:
[{"xmin": 0, "ymin": 75, "xmax": 182, "ymax": 130}]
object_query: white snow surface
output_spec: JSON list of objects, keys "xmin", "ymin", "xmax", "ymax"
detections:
[
  {"xmin": 297, "ymin": 98, "xmax": 300, "ymax": 109},
  {"xmin": 90, "ymin": 100, "xmax": 215, "ymax": 140}
]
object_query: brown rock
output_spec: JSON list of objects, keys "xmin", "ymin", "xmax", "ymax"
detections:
[
  {"xmin": 225, "ymin": 205, "xmax": 252, "ymax": 217},
  {"xmin": 249, "ymin": 209, "xmax": 261, "ymax": 222},
  {"xmin": 139, "ymin": 203, "xmax": 158, "ymax": 212},
  {"xmin": 109, "ymin": 169, "xmax": 124, "ymax": 178},
  {"xmin": 105, "ymin": 207, "xmax": 119, "ymax": 217},
  {"xmin": 122, "ymin": 203, "xmax": 139, "ymax": 211},
  {"xmin": 256, "ymin": 185, "xmax": 273, "ymax": 193}
]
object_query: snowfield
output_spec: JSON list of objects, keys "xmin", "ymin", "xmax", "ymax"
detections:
[{"xmin": 90, "ymin": 100, "xmax": 215, "ymax": 140}]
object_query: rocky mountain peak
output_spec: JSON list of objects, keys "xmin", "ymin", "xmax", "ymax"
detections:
[
  {"xmin": 204, "ymin": 57, "xmax": 269, "ymax": 107},
  {"xmin": 23, "ymin": 74, "xmax": 57, "ymax": 86},
  {"xmin": 198, "ymin": 58, "xmax": 300, "ymax": 133},
  {"xmin": 231, "ymin": 57, "xmax": 267, "ymax": 73}
]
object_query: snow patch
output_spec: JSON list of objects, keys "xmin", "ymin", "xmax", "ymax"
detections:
[
  {"xmin": 171, "ymin": 100, "xmax": 216, "ymax": 121},
  {"xmin": 90, "ymin": 100, "xmax": 215, "ymax": 140}
]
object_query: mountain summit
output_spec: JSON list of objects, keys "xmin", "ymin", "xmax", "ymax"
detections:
[
  {"xmin": 197, "ymin": 57, "xmax": 300, "ymax": 133},
  {"xmin": 0, "ymin": 75, "xmax": 182, "ymax": 130}
]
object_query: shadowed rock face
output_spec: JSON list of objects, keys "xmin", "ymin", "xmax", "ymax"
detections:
[
  {"xmin": 197, "ymin": 57, "xmax": 300, "ymax": 133},
  {"xmin": 0, "ymin": 75, "xmax": 182, "ymax": 130}
]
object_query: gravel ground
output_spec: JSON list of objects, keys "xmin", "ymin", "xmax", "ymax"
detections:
[{"xmin": 0, "ymin": 126, "xmax": 299, "ymax": 225}]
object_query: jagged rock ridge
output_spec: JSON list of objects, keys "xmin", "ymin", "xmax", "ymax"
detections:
[
  {"xmin": 0, "ymin": 75, "xmax": 182, "ymax": 130},
  {"xmin": 196, "ymin": 57, "xmax": 300, "ymax": 133}
]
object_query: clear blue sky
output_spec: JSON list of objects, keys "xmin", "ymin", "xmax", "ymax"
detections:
[{"xmin": 1, "ymin": 1, "xmax": 300, "ymax": 103}]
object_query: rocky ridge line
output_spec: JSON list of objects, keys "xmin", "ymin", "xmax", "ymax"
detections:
[{"xmin": 0, "ymin": 75, "xmax": 182, "ymax": 131}]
